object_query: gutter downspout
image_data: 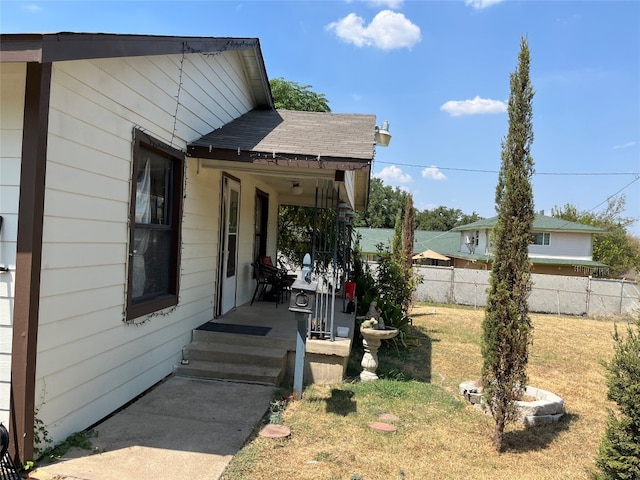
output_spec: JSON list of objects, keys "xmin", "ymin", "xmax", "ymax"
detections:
[{"xmin": 9, "ymin": 61, "xmax": 51, "ymax": 465}]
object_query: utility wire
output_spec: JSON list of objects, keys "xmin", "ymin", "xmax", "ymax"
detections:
[{"xmin": 375, "ymin": 160, "xmax": 639, "ymax": 176}]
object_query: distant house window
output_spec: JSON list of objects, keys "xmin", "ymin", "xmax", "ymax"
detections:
[
  {"xmin": 531, "ymin": 232, "xmax": 550, "ymax": 246},
  {"xmin": 127, "ymin": 129, "xmax": 184, "ymax": 320}
]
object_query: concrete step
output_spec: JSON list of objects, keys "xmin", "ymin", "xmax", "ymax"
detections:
[
  {"xmin": 185, "ymin": 341, "xmax": 287, "ymax": 368},
  {"xmin": 192, "ymin": 329, "xmax": 294, "ymax": 350},
  {"xmin": 176, "ymin": 359, "xmax": 284, "ymax": 386}
]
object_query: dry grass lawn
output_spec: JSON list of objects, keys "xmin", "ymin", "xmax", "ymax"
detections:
[{"xmin": 221, "ymin": 303, "xmax": 628, "ymax": 480}]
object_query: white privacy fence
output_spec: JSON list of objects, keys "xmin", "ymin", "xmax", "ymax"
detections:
[{"xmin": 413, "ymin": 265, "xmax": 639, "ymax": 317}]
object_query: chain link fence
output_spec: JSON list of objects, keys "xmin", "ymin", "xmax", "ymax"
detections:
[{"xmin": 413, "ymin": 265, "xmax": 639, "ymax": 317}]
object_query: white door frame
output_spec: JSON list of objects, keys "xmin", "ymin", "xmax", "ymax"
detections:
[{"xmin": 218, "ymin": 175, "xmax": 240, "ymax": 315}]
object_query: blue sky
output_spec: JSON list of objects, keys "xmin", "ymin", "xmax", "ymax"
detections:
[{"xmin": 2, "ymin": 0, "xmax": 639, "ymax": 234}]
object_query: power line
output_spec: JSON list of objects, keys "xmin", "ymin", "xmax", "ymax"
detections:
[
  {"xmin": 584, "ymin": 176, "xmax": 640, "ymax": 215},
  {"xmin": 375, "ymin": 160, "xmax": 640, "ymax": 176}
]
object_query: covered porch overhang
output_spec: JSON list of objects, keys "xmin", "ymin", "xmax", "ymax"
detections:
[{"xmin": 187, "ymin": 108, "xmax": 378, "ymax": 211}]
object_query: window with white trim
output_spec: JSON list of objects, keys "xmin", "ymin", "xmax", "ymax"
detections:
[{"xmin": 531, "ymin": 232, "xmax": 550, "ymax": 246}]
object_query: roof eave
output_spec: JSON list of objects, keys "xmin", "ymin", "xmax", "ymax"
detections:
[{"xmin": 0, "ymin": 33, "xmax": 274, "ymax": 108}]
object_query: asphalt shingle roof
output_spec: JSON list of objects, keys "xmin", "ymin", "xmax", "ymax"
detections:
[{"xmin": 190, "ymin": 109, "xmax": 376, "ymax": 161}]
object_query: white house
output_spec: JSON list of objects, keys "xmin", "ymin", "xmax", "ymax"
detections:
[
  {"xmin": 0, "ymin": 33, "xmax": 377, "ymax": 463},
  {"xmin": 355, "ymin": 214, "xmax": 607, "ymax": 276},
  {"xmin": 451, "ymin": 214, "xmax": 607, "ymax": 275}
]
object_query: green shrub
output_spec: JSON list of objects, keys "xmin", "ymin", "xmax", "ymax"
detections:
[
  {"xmin": 595, "ymin": 320, "xmax": 640, "ymax": 479},
  {"xmin": 376, "ymin": 296, "xmax": 413, "ymax": 349}
]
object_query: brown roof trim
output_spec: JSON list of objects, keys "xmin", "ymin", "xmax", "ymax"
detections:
[
  {"xmin": 1, "ymin": 32, "xmax": 273, "ymax": 110},
  {"xmin": 189, "ymin": 145, "xmax": 371, "ymax": 170},
  {"xmin": 9, "ymin": 62, "xmax": 51, "ymax": 465},
  {"xmin": 1, "ymin": 32, "xmax": 259, "ymax": 62}
]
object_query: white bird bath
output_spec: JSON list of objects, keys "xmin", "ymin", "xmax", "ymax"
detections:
[{"xmin": 360, "ymin": 326, "xmax": 399, "ymax": 381}]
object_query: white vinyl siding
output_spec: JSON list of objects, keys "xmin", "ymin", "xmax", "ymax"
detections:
[
  {"xmin": 34, "ymin": 50, "xmax": 256, "ymax": 444},
  {"xmin": 0, "ymin": 62, "xmax": 26, "ymax": 426},
  {"xmin": 529, "ymin": 232, "xmax": 593, "ymax": 260}
]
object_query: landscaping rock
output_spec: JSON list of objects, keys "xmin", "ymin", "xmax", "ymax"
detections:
[
  {"xmin": 369, "ymin": 422, "xmax": 397, "ymax": 432},
  {"xmin": 259, "ymin": 424, "xmax": 291, "ymax": 439},
  {"xmin": 459, "ymin": 381, "xmax": 565, "ymax": 425}
]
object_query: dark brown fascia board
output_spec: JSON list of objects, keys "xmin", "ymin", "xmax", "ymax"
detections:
[
  {"xmin": 1, "ymin": 32, "xmax": 258, "ymax": 63},
  {"xmin": 1, "ymin": 33, "xmax": 273, "ymax": 109},
  {"xmin": 0, "ymin": 34, "xmax": 44, "ymax": 62},
  {"xmin": 188, "ymin": 145, "xmax": 372, "ymax": 171}
]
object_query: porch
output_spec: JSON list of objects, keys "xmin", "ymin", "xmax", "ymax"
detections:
[{"xmin": 177, "ymin": 299, "xmax": 357, "ymax": 386}]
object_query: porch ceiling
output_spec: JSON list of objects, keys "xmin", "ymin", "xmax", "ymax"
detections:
[
  {"xmin": 188, "ymin": 109, "xmax": 376, "ymax": 211},
  {"xmin": 197, "ymin": 158, "xmax": 370, "ymax": 209}
]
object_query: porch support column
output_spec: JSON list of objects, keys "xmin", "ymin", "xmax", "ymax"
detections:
[{"xmin": 10, "ymin": 61, "xmax": 51, "ymax": 464}]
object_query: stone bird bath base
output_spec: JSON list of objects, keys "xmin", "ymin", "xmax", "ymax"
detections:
[{"xmin": 360, "ymin": 326, "xmax": 399, "ymax": 381}]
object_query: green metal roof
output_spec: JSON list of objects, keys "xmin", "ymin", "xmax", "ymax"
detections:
[
  {"xmin": 354, "ymin": 228, "xmax": 460, "ymax": 256},
  {"xmin": 354, "ymin": 226, "xmax": 607, "ymax": 269},
  {"xmin": 451, "ymin": 214, "xmax": 605, "ymax": 233}
]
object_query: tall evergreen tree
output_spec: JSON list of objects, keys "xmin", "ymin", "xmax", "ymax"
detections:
[
  {"xmin": 403, "ymin": 194, "xmax": 415, "ymax": 270},
  {"xmin": 392, "ymin": 212, "xmax": 402, "ymax": 255},
  {"xmin": 481, "ymin": 36, "xmax": 536, "ymax": 452},
  {"xmin": 595, "ymin": 320, "xmax": 640, "ymax": 479}
]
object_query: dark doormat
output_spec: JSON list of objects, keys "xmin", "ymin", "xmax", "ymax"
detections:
[{"xmin": 196, "ymin": 322, "xmax": 272, "ymax": 336}]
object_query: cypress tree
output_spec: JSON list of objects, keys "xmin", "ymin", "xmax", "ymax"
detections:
[
  {"xmin": 595, "ymin": 320, "xmax": 640, "ymax": 479},
  {"xmin": 481, "ymin": 36, "xmax": 535, "ymax": 452},
  {"xmin": 402, "ymin": 194, "xmax": 415, "ymax": 271}
]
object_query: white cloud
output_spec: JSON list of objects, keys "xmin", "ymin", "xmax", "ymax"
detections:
[
  {"xmin": 612, "ymin": 141, "xmax": 637, "ymax": 150},
  {"xmin": 465, "ymin": 0, "xmax": 504, "ymax": 10},
  {"xmin": 326, "ymin": 10, "xmax": 421, "ymax": 50},
  {"xmin": 374, "ymin": 165, "xmax": 413, "ymax": 183},
  {"xmin": 440, "ymin": 96, "xmax": 507, "ymax": 116},
  {"xmin": 22, "ymin": 4, "xmax": 43, "ymax": 12},
  {"xmin": 421, "ymin": 166, "xmax": 447, "ymax": 181}
]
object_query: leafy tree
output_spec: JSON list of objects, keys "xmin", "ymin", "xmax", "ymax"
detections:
[
  {"xmin": 415, "ymin": 206, "xmax": 482, "ymax": 231},
  {"xmin": 551, "ymin": 195, "xmax": 640, "ymax": 278},
  {"xmin": 270, "ymin": 77, "xmax": 330, "ymax": 112},
  {"xmin": 278, "ymin": 206, "xmax": 324, "ymax": 266},
  {"xmin": 481, "ymin": 36, "xmax": 535, "ymax": 452},
  {"xmin": 595, "ymin": 320, "xmax": 640, "ymax": 479},
  {"xmin": 353, "ymin": 178, "xmax": 407, "ymax": 228},
  {"xmin": 353, "ymin": 179, "xmax": 482, "ymax": 231}
]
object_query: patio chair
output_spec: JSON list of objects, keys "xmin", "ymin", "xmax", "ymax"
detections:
[
  {"xmin": 262, "ymin": 256, "xmax": 295, "ymax": 302},
  {"xmin": 250, "ymin": 261, "xmax": 284, "ymax": 307},
  {"xmin": 0, "ymin": 424, "xmax": 21, "ymax": 480}
]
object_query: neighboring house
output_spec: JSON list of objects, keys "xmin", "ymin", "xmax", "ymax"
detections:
[
  {"xmin": 451, "ymin": 214, "xmax": 607, "ymax": 275},
  {"xmin": 0, "ymin": 33, "xmax": 376, "ymax": 461},
  {"xmin": 355, "ymin": 214, "xmax": 607, "ymax": 275}
]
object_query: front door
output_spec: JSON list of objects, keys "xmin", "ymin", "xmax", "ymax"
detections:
[{"xmin": 220, "ymin": 176, "xmax": 240, "ymax": 315}]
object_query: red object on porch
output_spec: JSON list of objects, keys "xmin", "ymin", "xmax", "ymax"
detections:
[{"xmin": 344, "ymin": 281, "xmax": 356, "ymax": 300}]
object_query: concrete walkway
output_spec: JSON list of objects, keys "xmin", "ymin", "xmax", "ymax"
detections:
[{"xmin": 29, "ymin": 376, "xmax": 276, "ymax": 480}]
